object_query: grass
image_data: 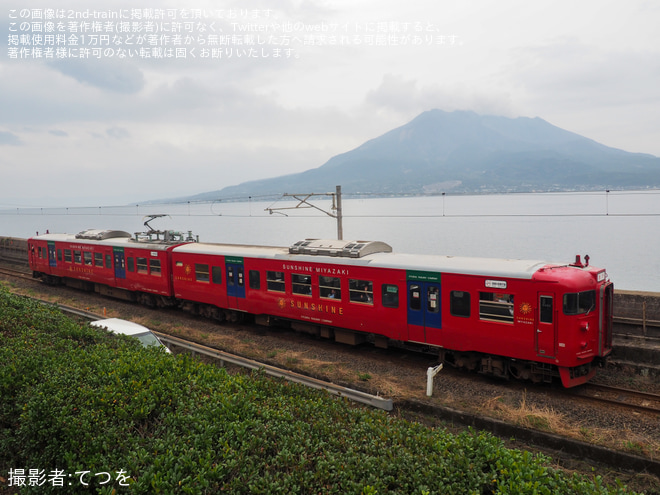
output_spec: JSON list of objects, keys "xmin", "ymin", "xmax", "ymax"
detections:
[{"xmin": 484, "ymin": 391, "xmax": 569, "ymax": 434}]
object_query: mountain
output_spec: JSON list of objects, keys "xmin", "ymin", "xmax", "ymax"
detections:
[{"xmin": 185, "ymin": 110, "xmax": 660, "ymax": 200}]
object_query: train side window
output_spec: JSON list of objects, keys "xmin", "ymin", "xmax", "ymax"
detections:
[
  {"xmin": 136, "ymin": 257, "xmax": 148, "ymax": 273},
  {"xmin": 105, "ymin": 254, "xmax": 112, "ymax": 268},
  {"xmin": 409, "ymin": 284, "xmax": 421, "ymax": 311},
  {"xmin": 479, "ymin": 292, "xmax": 514, "ymax": 323},
  {"xmin": 57, "ymin": 249, "xmax": 62, "ymax": 262},
  {"xmin": 450, "ymin": 291, "xmax": 471, "ymax": 317},
  {"xmin": 211, "ymin": 266, "xmax": 222, "ymax": 285},
  {"xmin": 195, "ymin": 263, "xmax": 210, "ymax": 282},
  {"xmin": 267, "ymin": 271, "xmax": 285, "ymax": 292},
  {"xmin": 74, "ymin": 250, "xmax": 82, "ymax": 264},
  {"xmin": 127, "ymin": 257, "xmax": 135, "ymax": 272},
  {"xmin": 540, "ymin": 296, "xmax": 553, "ymax": 323},
  {"xmin": 382, "ymin": 284, "xmax": 399, "ymax": 308},
  {"xmin": 83, "ymin": 252, "xmax": 92, "ymax": 266},
  {"xmin": 349, "ymin": 279, "xmax": 373, "ymax": 304},
  {"xmin": 94, "ymin": 252, "xmax": 104, "ymax": 267},
  {"xmin": 249, "ymin": 270, "xmax": 261, "ymax": 290},
  {"xmin": 319, "ymin": 276, "xmax": 341, "ymax": 300},
  {"xmin": 64, "ymin": 249, "xmax": 72, "ymax": 262},
  {"xmin": 292, "ymin": 274, "xmax": 312, "ymax": 296},
  {"xmin": 150, "ymin": 259, "xmax": 162, "ymax": 276}
]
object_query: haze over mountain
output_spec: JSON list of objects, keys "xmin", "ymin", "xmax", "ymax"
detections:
[{"xmin": 179, "ymin": 109, "xmax": 660, "ymax": 201}]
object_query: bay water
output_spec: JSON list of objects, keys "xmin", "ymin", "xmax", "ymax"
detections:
[{"xmin": 2, "ymin": 191, "xmax": 658, "ymax": 292}]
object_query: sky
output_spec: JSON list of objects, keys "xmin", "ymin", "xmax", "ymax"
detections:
[{"xmin": 1, "ymin": 0, "xmax": 659, "ymax": 207}]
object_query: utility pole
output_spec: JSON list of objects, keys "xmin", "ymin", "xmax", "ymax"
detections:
[{"xmin": 266, "ymin": 185, "xmax": 344, "ymax": 240}]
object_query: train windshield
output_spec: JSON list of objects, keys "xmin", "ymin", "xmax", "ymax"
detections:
[{"xmin": 563, "ymin": 290, "xmax": 596, "ymax": 315}]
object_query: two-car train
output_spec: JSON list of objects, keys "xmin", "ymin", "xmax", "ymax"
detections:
[{"xmin": 28, "ymin": 228, "xmax": 613, "ymax": 387}]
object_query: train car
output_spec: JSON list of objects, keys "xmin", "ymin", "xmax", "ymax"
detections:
[
  {"xmin": 28, "ymin": 228, "xmax": 613, "ymax": 387},
  {"xmin": 171, "ymin": 238, "xmax": 613, "ymax": 388},
  {"xmin": 28, "ymin": 229, "xmax": 193, "ymax": 307}
]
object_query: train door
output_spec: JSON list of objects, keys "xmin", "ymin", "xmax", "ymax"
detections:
[
  {"xmin": 407, "ymin": 278, "xmax": 442, "ymax": 344},
  {"xmin": 113, "ymin": 248, "xmax": 126, "ymax": 280},
  {"xmin": 47, "ymin": 241, "xmax": 57, "ymax": 268},
  {"xmin": 225, "ymin": 257, "xmax": 246, "ymax": 309},
  {"xmin": 536, "ymin": 293, "xmax": 556, "ymax": 358}
]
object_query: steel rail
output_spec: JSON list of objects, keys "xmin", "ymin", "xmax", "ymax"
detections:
[{"xmin": 568, "ymin": 383, "xmax": 660, "ymax": 415}]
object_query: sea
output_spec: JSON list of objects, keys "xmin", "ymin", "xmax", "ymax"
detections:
[{"xmin": 2, "ymin": 190, "xmax": 659, "ymax": 293}]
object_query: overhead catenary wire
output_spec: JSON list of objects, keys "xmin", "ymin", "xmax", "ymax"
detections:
[{"xmin": 2, "ymin": 189, "xmax": 660, "ymax": 219}]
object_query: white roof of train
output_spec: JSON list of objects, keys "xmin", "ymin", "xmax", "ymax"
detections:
[
  {"xmin": 31, "ymin": 232, "xmax": 175, "ymax": 251},
  {"xmin": 33, "ymin": 233, "xmax": 556, "ymax": 279},
  {"xmin": 173, "ymin": 241, "xmax": 553, "ymax": 280}
]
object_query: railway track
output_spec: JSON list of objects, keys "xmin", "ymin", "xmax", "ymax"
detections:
[
  {"xmin": 0, "ymin": 265, "xmax": 35, "ymax": 282},
  {"xmin": 570, "ymin": 383, "xmax": 660, "ymax": 415}
]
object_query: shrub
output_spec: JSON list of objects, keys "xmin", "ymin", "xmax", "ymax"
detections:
[{"xmin": 0, "ymin": 287, "xmax": 636, "ymax": 494}]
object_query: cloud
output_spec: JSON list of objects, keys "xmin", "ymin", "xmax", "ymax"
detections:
[
  {"xmin": 510, "ymin": 39, "xmax": 660, "ymax": 108},
  {"xmin": 48, "ymin": 58, "xmax": 145, "ymax": 94},
  {"xmin": 0, "ymin": 131, "xmax": 22, "ymax": 145},
  {"xmin": 48, "ymin": 129, "xmax": 68, "ymax": 137},
  {"xmin": 364, "ymin": 74, "xmax": 517, "ymax": 119},
  {"xmin": 106, "ymin": 127, "xmax": 131, "ymax": 139}
]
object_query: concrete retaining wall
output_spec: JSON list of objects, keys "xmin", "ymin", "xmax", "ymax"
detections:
[{"xmin": 614, "ymin": 290, "xmax": 660, "ymax": 321}]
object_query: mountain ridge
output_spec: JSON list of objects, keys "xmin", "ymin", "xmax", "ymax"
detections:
[{"xmin": 173, "ymin": 109, "xmax": 660, "ymax": 202}]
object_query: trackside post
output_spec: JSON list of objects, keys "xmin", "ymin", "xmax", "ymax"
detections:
[{"xmin": 426, "ymin": 363, "xmax": 444, "ymax": 396}]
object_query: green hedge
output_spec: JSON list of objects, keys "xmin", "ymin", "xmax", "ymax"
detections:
[{"xmin": 0, "ymin": 287, "xmax": 634, "ymax": 494}]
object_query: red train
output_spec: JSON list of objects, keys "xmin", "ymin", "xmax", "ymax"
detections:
[{"xmin": 28, "ymin": 229, "xmax": 613, "ymax": 387}]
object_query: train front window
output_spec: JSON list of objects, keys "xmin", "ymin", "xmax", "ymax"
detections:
[{"xmin": 563, "ymin": 290, "xmax": 596, "ymax": 315}]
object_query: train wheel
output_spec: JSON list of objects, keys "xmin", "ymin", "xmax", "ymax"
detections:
[{"xmin": 510, "ymin": 363, "xmax": 531, "ymax": 381}]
